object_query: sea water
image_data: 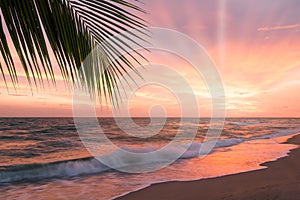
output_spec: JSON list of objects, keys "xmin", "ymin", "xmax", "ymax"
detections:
[{"xmin": 0, "ymin": 118, "xmax": 299, "ymax": 199}]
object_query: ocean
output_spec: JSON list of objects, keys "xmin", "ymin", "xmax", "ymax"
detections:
[{"xmin": 0, "ymin": 118, "xmax": 300, "ymax": 199}]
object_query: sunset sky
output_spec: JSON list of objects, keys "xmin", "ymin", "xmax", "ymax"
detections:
[{"xmin": 0, "ymin": 0, "xmax": 300, "ymax": 117}]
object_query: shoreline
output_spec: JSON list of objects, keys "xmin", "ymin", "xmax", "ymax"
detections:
[{"xmin": 116, "ymin": 133, "xmax": 300, "ymax": 200}]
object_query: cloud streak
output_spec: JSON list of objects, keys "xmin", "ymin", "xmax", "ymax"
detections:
[{"xmin": 257, "ymin": 24, "xmax": 300, "ymax": 31}]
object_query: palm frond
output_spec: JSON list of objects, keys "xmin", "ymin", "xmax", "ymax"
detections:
[{"xmin": 0, "ymin": 0, "xmax": 148, "ymax": 103}]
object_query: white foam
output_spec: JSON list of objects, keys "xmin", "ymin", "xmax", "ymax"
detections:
[{"xmin": 0, "ymin": 158, "xmax": 109, "ymax": 183}]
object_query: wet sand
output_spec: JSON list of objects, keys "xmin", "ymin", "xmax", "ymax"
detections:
[{"xmin": 117, "ymin": 134, "xmax": 300, "ymax": 200}]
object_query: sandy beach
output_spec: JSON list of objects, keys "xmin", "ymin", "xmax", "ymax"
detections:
[{"xmin": 117, "ymin": 133, "xmax": 300, "ymax": 200}]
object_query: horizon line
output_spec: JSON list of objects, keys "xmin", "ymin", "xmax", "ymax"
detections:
[{"xmin": 1, "ymin": 116, "xmax": 299, "ymax": 119}]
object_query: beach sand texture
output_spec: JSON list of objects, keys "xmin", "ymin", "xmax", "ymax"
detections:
[{"xmin": 117, "ymin": 134, "xmax": 300, "ymax": 200}]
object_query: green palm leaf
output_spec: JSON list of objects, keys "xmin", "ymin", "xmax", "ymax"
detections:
[{"xmin": 0, "ymin": 0, "xmax": 148, "ymax": 103}]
